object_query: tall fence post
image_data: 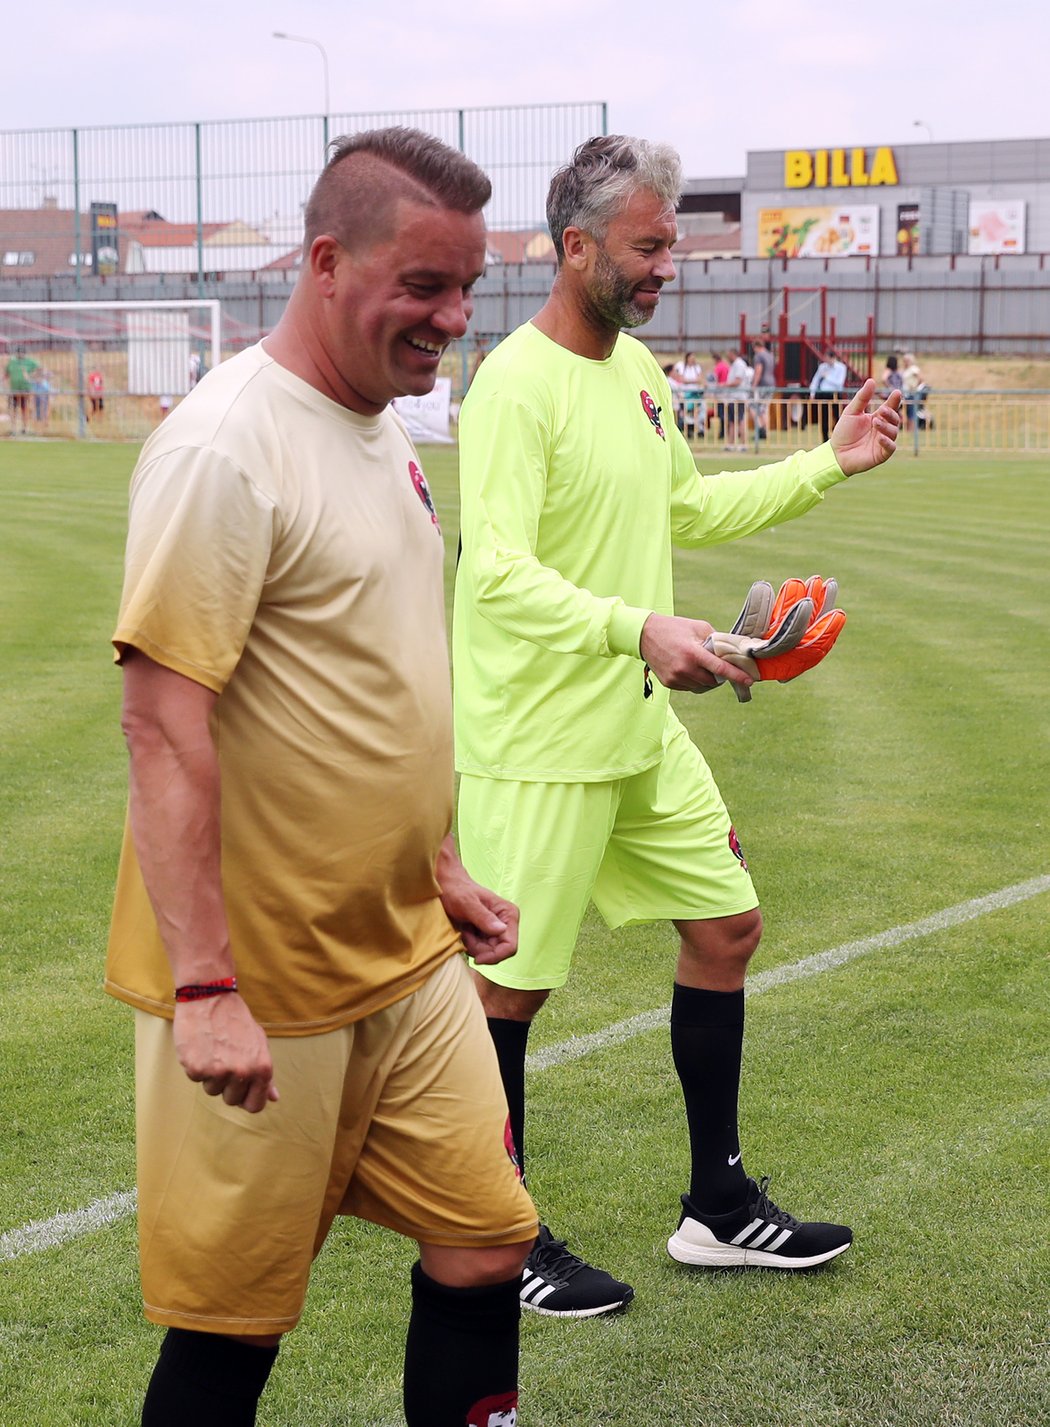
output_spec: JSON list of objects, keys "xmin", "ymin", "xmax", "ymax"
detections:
[
  {"xmin": 72, "ymin": 127, "xmax": 87, "ymax": 437},
  {"xmin": 458, "ymin": 106, "xmax": 468, "ymax": 398},
  {"xmin": 195, "ymin": 123, "xmax": 205, "ymax": 305}
]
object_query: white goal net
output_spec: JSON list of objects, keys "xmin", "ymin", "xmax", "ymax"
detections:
[{"xmin": 0, "ymin": 299, "xmax": 221, "ymax": 440}]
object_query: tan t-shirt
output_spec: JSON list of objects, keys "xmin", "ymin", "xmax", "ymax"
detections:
[{"xmin": 106, "ymin": 344, "xmax": 461, "ymax": 1033}]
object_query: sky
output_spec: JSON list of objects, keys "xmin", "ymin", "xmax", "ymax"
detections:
[{"xmin": 6, "ymin": 0, "xmax": 1043, "ymax": 180}]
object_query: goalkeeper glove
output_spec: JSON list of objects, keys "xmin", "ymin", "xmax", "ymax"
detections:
[{"xmin": 705, "ymin": 575, "xmax": 846, "ymax": 703}]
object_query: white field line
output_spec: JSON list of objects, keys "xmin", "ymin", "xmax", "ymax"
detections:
[
  {"xmin": 3, "ymin": 874, "xmax": 1047, "ymax": 1264},
  {"xmin": 0, "ymin": 1190, "xmax": 136, "ymax": 1263},
  {"xmin": 526, "ymin": 873, "xmax": 1050, "ymax": 1070}
]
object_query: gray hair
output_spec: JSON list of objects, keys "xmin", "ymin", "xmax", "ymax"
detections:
[
  {"xmin": 303, "ymin": 126, "xmax": 491, "ymax": 254},
  {"xmin": 546, "ymin": 135, "xmax": 683, "ymax": 262}
]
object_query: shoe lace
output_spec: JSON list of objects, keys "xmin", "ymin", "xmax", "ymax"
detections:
[
  {"xmin": 529, "ymin": 1229, "xmax": 591, "ymax": 1283},
  {"xmin": 752, "ymin": 1176, "xmax": 800, "ymax": 1230}
]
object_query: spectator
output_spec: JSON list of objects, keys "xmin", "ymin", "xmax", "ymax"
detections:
[
  {"xmin": 724, "ymin": 348, "xmax": 752, "ymax": 451},
  {"xmin": 88, "ymin": 368, "xmax": 105, "ymax": 419},
  {"xmin": 5, "ymin": 348, "xmax": 39, "ymax": 434},
  {"xmin": 751, "ymin": 338, "xmax": 775, "ymax": 440},
  {"xmin": 32, "ymin": 369, "xmax": 53, "ymax": 427},
  {"xmin": 809, "ymin": 348, "xmax": 847, "ymax": 440},
  {"xmin": 901, "ymin": 351, "xmax": 924, "ymax": 428},
  {"xmin": 881, "ymin": 354, "xmax": 904, "ymax": 400},
  {"xmin": 670, "ymin": 350, "xmax": 704, "ymax": 436},
  {"xmin": 710, "ymin": 351, "xmax": 730, "ymax": 442}
]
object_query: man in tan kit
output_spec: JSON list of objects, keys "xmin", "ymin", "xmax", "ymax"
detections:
[{"xmin": 106, "ymin": 127, "xmax": 536, "ymax": 1427}]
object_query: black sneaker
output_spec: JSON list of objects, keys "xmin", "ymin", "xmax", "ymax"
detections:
[
  {"xmin": 520, "ymin": 1225, "xmax": 635, "ymax": 1317},
  {"xmin": 667, "ymin": 1176, "xmax": 852, "ymax": 1270}
]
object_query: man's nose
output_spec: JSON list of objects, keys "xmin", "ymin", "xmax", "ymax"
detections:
[{"xmin": 433, "ymin": 291, "xmax": 473, "ymax": 339}]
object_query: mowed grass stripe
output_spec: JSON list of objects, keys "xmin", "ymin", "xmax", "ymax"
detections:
[
  {"xmin": 4, "ymin": 872, "xmax": 1046, "ymax": 1263},
  {"xmin": 2, "ymin": 444, "xmax": 1048, "ymax": 1426},
  {"xmin": 527, "ymin": 872, "xmax": 1050, "ymax": 1070}
]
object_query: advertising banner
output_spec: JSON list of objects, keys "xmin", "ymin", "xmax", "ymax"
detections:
[
  {"xmin": 757, "ymin": 206, "xmax": 880, "ymax": 258},
  {"xmin": 392, "ymin": 377, "xmax": 453, "ymax": 444},
  {"xmin": 968, "ymin": 200, "xmax": 1026, "ymax": 255},
  {"xmin": 90, "ymin": 201, "xmax": 119, "ymax": 276},
  {"xmin": 896, "ymin": 204, "xmax": 920, "ymax": 256}
]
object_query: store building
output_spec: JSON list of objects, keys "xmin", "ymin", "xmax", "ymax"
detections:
[
  {"xmin": 681, "ymin": 137, "xmax": 1050, "ymax": 260},
  {"xmin": 746, "ymin": 137, "xmax": 1050, "ymax": 258}
]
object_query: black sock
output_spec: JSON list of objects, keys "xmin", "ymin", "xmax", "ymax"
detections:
[
  {"xmin": 670, "ymin": 983, "xmax": 748, "ymax": 1215},
  {"xmin": 404, "ymin": 1263, "xmax": 520, "ymax": 1427},
  {"xmin": 486, "ymin": 1016, "xmax": 531, "ymax": 1185},
  {"xmin": 141, "ymin": 1327, "xmax": 278, "ymax": 1427}
]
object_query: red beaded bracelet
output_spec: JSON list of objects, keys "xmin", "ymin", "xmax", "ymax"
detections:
[{"xmin": 174, "ymin": 977, "xmax": 238, "ymax": 1003}]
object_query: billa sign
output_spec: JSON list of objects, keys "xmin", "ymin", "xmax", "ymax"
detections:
[{"xmin": 784, "ymin": 148, "xmax": 899, "ymax": 189}]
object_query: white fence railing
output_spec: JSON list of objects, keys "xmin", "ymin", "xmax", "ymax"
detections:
[{"xmin": 671, "ymin": 389, "xmax": 1050, "ymax": 457}]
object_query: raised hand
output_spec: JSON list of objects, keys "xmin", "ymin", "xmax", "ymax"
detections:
[{"xmin": 830, "ymin": 378, "xmax": 902, "ymax": 475}]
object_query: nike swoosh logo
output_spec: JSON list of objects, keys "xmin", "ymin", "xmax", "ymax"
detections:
[{"xmin": 728, "ymin": 1152, "xmax": 742, "ymax": 1166}]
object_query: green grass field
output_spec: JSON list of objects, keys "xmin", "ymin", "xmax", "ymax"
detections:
[{"xmin": 1, "ymin": 440, "xmax": 1048, "ymax": 1426}]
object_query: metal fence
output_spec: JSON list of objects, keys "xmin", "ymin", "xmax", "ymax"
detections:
[
  {"xmin": 669, "ymin": 389, "xmax": 1050, "ymax": 459},
  {"xmin": 0, "ymin": 103, "xmax": 607, "ymax": 289},
  {"xmin": 4, "ymin": 356, "xmax": 1048, "ymax": 456},
  {"xmin": 462, "ymin": 257, "xmax": 1050, "ymax": 359}
]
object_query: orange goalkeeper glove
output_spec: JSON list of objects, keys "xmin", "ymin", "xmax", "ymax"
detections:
[{"xmin": 704, "ymin": 576, "xmax": 847, "ymax": 703}]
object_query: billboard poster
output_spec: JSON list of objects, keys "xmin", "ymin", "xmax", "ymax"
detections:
[
  {"xmin": 968, "ymin": 200, "xmax": 1026, "ymax": 255},
  {"xmin": 90, "ymin": 201, "xmax": 119, "ymax": 275},
  {"xmin": 757, "ymin": 206, "xmax": 880, "ymax": 258},
  {"xmin": 392, "ymin": 377, "xmax": 453, "ymax": 444},
  {"xmin": 896, "ymin": 204, "xmax": 920, "ymax": 256}
]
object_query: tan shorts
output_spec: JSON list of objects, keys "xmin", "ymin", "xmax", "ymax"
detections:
[{"xmin": 135, "ymin": 955, "xmax": 537, "ymax": 1335}]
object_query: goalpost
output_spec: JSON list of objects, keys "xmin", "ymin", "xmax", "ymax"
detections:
[{"xmin": 0, "ymin": 299, "xmax": 222, "ymax": 440}]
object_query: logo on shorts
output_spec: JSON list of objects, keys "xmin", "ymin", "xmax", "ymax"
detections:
[
  {"xmin": 728, "ymin": 826, "xmax": 749, "ymax": 872},
  {"xmin": 408, "ymin": 459, "xmax": 441, "ymax": 533},
  {"xmin": 467, "ymin": 1391, "xmax": 518, "ymax": 1426},
  {"xmin": 640, "ymin": 389, "xmax": 665, "ymax": 440},
  {"xmin": 505, "ymin": 1116, "xmax": 522, "ymax": 1181}
]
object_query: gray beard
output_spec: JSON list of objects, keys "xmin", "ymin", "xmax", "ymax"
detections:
[{"xmin": 590, "ymin": 245, "xmax": 655, "ymax": 330}]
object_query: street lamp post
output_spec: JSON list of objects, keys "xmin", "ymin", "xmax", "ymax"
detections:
[
  {"xmin": 912, "ymin": 120, "xmax": 933, "ymax": 142},
  {"xmin": 273, "ymin": 31, "xmax": 331, "ymax": 149}
]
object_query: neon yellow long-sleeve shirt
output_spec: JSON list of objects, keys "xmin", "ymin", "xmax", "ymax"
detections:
[{"xmin": 453, "ymin": 322, "xmax": 845, "ymax": 782}]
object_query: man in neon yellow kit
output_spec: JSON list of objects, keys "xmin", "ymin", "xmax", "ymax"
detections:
[{"xmin": 453, "ymin": 135, "xmax": 901, "ymax": 1317}]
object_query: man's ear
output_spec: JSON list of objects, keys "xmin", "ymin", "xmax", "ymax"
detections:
[
  {"xmin": 561, "ymin": 226, "xmax": 592, "ymax": 271},
  {"xmin": 308, "ymin": 234, "xmax": 342, "ymax": 294}
]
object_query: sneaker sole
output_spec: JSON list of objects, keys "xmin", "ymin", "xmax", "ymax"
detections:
[
  {"xmin": 666, "ymin": 1232, "xmax": 851, "ymax": 1270},
  {"xmin": 520, "ymin": 1294, "xmax": 634, "ymax": 1318}
]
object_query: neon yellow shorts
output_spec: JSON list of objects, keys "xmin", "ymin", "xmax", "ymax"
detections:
[
  {"xmin": 134, "ymin": 955, "xmax": 536, "ymax": 1335},
  {"xmin": 458, "ymin": 713, "xmax": 758, "ymax": 990}
]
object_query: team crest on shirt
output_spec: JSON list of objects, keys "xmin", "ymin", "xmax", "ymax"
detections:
[
  {"xmin": 640, "ymin": 389, "xmax": 665, "ymax": 440},
  {"xmin": 408, "ymin": 459, "xmax": 441, "ymax": 533},
  {"xmin": 466, "ymin": 1392, "xmax": 517, "ymax": 1426},
  {"xmin": 728, "ymin": 826, "xmax": 749, "ymax": 872}
]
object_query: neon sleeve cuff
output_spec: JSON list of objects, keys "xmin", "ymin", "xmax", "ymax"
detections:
[
  {"xmin": 804, "ymin": 442, "xmax": 849, "ymax": 488},
  {"xmin": 607, "ymin": 603, "xmax": 652, "ymax": 659}
]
